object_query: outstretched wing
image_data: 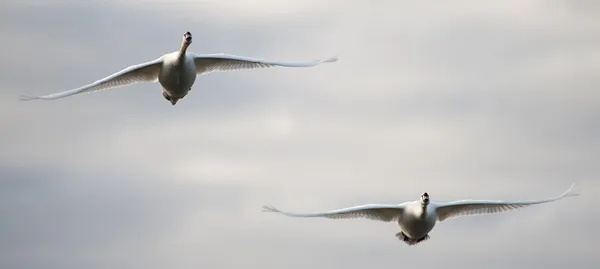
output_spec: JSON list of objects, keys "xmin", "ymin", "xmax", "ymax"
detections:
[
  {"xmin": 191, "ymin": 53, "xmax": 338, "ymax": 75},
  {"xmin": 262, "ymin": 203, "xmax": 404, "ymax": 222},
  {"xmin": 20, "ymin": 57, "xmax": 164, "ymax": 101},
  {"xmin": 434, "ymin": 183, "xmax": 578, "ymax": 222}
]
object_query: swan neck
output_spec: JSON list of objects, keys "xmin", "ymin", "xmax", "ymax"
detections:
[
  {"xmin": 178, "ymin": 42, "xmax": 190, "ymax": 61},
  {"xmin": 419, "ymin": 204, "xmax": 428, "ymax": 219}
]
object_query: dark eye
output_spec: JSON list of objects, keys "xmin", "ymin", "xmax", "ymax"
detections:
[{"xmin": 423, "ymin": 192, "xmax": 429, "ymax": 197}]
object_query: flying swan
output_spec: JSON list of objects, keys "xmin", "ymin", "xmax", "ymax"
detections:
[
  {"xmin": 263, "ymin": 183, "xmax": 578, "ymax": 245},
  {"xmin": 19, "ymin": 31, "xmax": 338, "ymax": 105}
]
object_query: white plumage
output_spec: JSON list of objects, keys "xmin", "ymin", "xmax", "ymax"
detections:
[
  {"xmin": 19, "ymin": 31, "xmax": 337, "ymax": 105},
  {"xmin": 263, "ymin": 183, "xmax": 579, "ymax": 245}
]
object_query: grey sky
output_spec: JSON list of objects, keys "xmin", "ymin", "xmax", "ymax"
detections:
[{"xmin": 0, "ymin": 0, "xmax": 599, "ymax": 268}]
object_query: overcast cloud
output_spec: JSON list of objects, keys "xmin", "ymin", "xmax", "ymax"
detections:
[{"xmin": 0, "ymin": 1, "xmax": 599, "ymax": 268}]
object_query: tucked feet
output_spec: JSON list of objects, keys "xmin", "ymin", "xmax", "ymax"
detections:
[
  {"xmin": 395, "ymin": 232, "xmax": 430, "ymax": 246},
  {"xmin": 162, "ymin": 90, "xmax": 172, "ymax": 101},
  {"xmin": 395, "ymin": 231, "xmax": 408, "ymax": 241},
  {"xmin": 416, "ymin": 234, "xmax": 430, "ymax": 243}
]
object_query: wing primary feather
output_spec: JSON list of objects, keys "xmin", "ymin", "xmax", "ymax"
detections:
[
  {"xmin": 192, "ymin": 53, "xmax": 338, "ymax": 75},
  {"xmin": 434, "ymin": 183, "xmax": 578, "ymax": 222},
  {"xmin": 262, "ymin": 203, "xmax": 404, "ymax": 222},
  {"xmin": 19, "ymin": 57, "xmax": 163, "ymax": 101}
]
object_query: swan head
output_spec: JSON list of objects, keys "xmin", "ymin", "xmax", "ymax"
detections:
[
  {"xmin": 420, "ymin": 192, "xmax": 430, "ymax": 205},
  {"xmin": 183, "ymin": 31, "xmax": 192, "ymax": 46}
]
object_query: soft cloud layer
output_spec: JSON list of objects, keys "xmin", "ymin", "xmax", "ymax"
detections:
[{"xmin": 0, "ymin": 1, "xmax": 598, "ymax": 268}]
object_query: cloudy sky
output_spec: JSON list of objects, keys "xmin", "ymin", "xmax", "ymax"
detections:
[{"xmin": 0, "ymin": 0, "xmax": 599, "ymax": 268}]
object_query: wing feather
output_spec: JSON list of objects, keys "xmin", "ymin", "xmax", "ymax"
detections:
[
  {"xmin": 20, "ymin": 57, "xmax": 164, "ymax": 101},
  {"xmin": 434, "ymin": 183, "xmax": 578, "ymax": 222},
  {"xmin": 262, "ymin": 203, "xmax": 404, "ymax": 222},
  {"xmin": 192, "ymin": 53, "xmax": 338, "ymax": 75}
]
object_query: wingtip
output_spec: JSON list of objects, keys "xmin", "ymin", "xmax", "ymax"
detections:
[
  {"xmin": 324, "ymin": 55, "xmax": 339, "ymax": 63},
  {"xmin": 555, "ymin": 183, "xmax": 579, "ymax": 200},
  {"xmin": 565, "ymin": 182, "xmax": 579, "ymax": 197},
  {"xmin": 262, "ymin": 204, "xmax": 280, "ymax": 213},
  {"xmin": 18, "ymin": 95, "xmax": 38, "ymax": 101}
]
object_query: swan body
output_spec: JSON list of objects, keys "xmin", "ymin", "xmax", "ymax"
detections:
[
  {"xmin": 263, "ymin": 183, "xmax": 578, "ymax": 246},
  {"xmin": 19, "ymin": 32, "xmax": 338, "ymax": 105}
]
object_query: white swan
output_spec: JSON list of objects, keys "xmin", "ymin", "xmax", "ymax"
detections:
[
  {"xmin": 19, "ymin": 31, "xmax": 338, "ymax": 105},
  {"xmin": 263, "ymin": 183, "xmax": 578, "ymax": 246}
]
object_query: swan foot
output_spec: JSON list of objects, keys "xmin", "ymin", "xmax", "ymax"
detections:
[
  {"xmin": 162, "ymin": 90, "xmax": 172, "ymax": 101},
  {"xmin": 395, "ymin": 232, "xmax": 430, "ymax": 246},
  {"xmin": 162, "ymin": 90, "xmax": 179, "ymax": 105}
]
